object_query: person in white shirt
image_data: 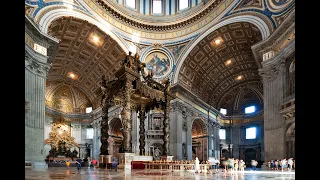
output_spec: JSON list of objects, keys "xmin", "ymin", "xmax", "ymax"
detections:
[
  {"xmin": 194, "ymin": 157, "xmax": 200, "ymax": 173},
  {"xmin": 287, "ymin": 158, "xmax": 293, "ymax": 171},
  {"xmin": 281, "ymin": 158, "xmax": 287, "ymax": 171},
  {"xmin": 214, "ymin": 158, "xmax": 220, "ymax": 173},
  {"xmin": 209, "ymin": 157, "xmax": 216, "ymax": 173}
]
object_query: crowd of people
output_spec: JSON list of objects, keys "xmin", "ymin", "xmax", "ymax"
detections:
[{"xmin": 267, "ymin": 158, "xmax": 295, "ymax": 171}]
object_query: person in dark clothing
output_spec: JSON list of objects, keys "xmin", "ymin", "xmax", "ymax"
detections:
[{"xmin": 76, "ymin": 158, "xmax": 82, "ymax": 170}]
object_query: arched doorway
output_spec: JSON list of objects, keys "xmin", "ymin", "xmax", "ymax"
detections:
[
  {"xmin": 109, "ymin": 118, "xmax": 123, "ymax": 156},
  {"xmin": 286, "ymin": 123, "xmax": 295, "ymax": 159},
  {"xmin": 244, "ymin": 148, "xmax": 257, "ymax": 167},
  {"xmin": 221, "ymin": 149, "xmax": 229, "ymax": 159},
  {"xmin": 191, "ymin": 119, "xmax": 208, "ymax": 162}
]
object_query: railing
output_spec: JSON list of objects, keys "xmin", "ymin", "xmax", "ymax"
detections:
[
  {"xmin": 45, "ymin": 106, "xmax": 93, "ymax": 119},
  {"xmin": 147, "ymin": 130, "xmax": 164, "ymax": 136},
  {"xmin": 221, "ymin": 110, "xmax": 264, "ymax": 120},
  {"xmin": 146, "ymin": 130, "xmax": 164, "ymax": 139}
]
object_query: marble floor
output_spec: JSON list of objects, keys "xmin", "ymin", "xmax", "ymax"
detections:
[{"xmin": 25, "ymin": 167, "xmax": 295, "ymax": 180}]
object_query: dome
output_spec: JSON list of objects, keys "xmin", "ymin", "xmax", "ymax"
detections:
[{"xmin": 97, "ymin": 0, "xmax": 217, "ymax": 26}]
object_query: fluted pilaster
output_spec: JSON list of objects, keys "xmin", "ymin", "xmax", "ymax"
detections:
[
  {"xmin": 259, "ymin": 57, "xmax": 286, "ymax": 161},
  {"xmin": 25, "ymin": 45, "xmax": 51, "ymax": 162}
]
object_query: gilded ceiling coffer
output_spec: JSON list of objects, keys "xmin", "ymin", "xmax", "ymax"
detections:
[{"xmin": 99, "ymin": 52, "xmax": 174, "ymax": 155}]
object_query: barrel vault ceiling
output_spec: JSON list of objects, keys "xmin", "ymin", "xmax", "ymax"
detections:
[
  {"xmin": 178, "ymin": 22, "xmax": 264, "ymax": 114},
  {"xmin": 47, "ymin": 16, "xmax": 126, "ymax": 105}
]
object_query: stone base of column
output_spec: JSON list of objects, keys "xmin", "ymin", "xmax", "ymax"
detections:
[
  {"xmin": 161, "ymin": 156, "xmax": 174, "ymax": 161},
  {"xmin": 261, "ymin": 162, "xmax": 269, "ymax": 170},
  {"xmin": 98, "ymin": 155, "xmax": 112, "ymax": 168},
  {"xmin": 117, "ymin": 153, "xmax": 135, "ymax": 170}
]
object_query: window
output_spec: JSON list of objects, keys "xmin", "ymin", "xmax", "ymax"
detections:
[
  {"xmin": 220, "ymin": 108, "xmax": 227, "ymax": 115},
  {"xmin": 245, "ymin": 106, "xmax": 255, "ymax": 114},
  {"xmin": 219, "ymin": 129, "xmax": 226, "ymax": 140},
  {"xmin": 126, "ymin": 0, "xmax": 135, "ymax": 9},
  {"xmin": 246, "ymin": 127, "xmax": 256, "ymax": 139},
  {"xmin": 86, "ymin": 107, "xmax": 92, "ymax": 113},
  {"xmin": 87, "ymin": 128, "xmax": 94, "ymax": 139},
  {"xmin": 153, "ymin": 0, "xmax": 162, "ymax": 14},
  {"xmin": 179, "ymin": 0, "xmax": 189, "ymax": 10}
]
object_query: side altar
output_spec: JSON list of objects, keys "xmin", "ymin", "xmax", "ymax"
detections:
[
  {"xmin": 44, "ymin": 116, "xmax": 80, "ymax": 163},
  {"xmin": 98, "ymin": 52, "xmax": 175, "ymax": 170}
]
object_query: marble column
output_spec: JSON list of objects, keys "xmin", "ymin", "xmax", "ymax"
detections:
[
  {"xmin": 25, "ymin": 45, "xmax": 51, "ymax": 163},
  {"xmin": 259, "ymin": 56, "xmax": 286, "ymax": 162}
]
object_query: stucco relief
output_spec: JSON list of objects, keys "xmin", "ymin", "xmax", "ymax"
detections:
[{"xmin": 25, "ymin": 52, "xmax": 51, "ymax": 77}]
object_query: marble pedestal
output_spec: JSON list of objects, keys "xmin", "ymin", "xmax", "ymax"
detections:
[
  {"xmin": 133, "ymin": 155, "xmax": 153, "ymax": 161},
  {"xmin": 118, "ymin": 153, "xmax": 135, "ymax": 170},
  {"xmin": 161, "ymin": 156, "xmax": 174, "ymax": 161},
  {"xmin": 98, "ymin": 155, "xmax": 112, "ymax": 168}
]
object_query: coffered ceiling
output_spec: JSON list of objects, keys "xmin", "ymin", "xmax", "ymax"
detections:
[
  {"xmin": 47, "ymin": 16, "xmax": 126, "ymax": 103},
  {"xmin": 178, "ymin": 22, "xmax": 263, "ymax": 113}
]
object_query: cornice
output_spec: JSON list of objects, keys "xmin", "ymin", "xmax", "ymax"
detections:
[
  {"xmin": 45, "ymin": 106, "xmax": 93, "ymax": 120},
  {"xmin": 252, "ymin": 9, "xmax": 295, "ymax": 64}
]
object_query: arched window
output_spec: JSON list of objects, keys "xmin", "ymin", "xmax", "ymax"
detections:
[
  {"xmin": 126, "ymin": 0, "xmax": 136, "ymax": 9},
  {"xmin": 152, "ymin": 0, "xmax": 162, "ymax": 14},
  {"xmin": 179, "ymin": 0, "xmax": 189, "ymax": 10}
]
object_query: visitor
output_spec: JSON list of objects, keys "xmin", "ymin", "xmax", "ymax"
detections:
[
  {"xmin": 234, "ymin": 159, "xmax": 239, "ymax": 172},
  {"xmin": 112, "ymin": 158, "xmax": 118, "ymax": 171},
  {"xmin": 65, "ymin": 160, "xmax": 70, "ymax": 169},
  {"xmin": 287, "ymin": 158, "xmax": 293, "ymax": 171},
  {"xmin": 87, "ymin": 157, "xmax": 91, "ymax": 168},
  {"xmin": 239, "ymin": 159, "xmax": 245, "ymax": 171},
  {"xmin": 214, "ymin": 157, "xmax": 220, "ymax": 173},
  {"xmin": 76, "ymin": 158, "xmax": 82, "ymax": 171},
  {"xmin": 194, "ymin": 157, "xmax": 200, "ymax": 173},
  {"xmin": 209, "ymin": 157, "xmax": 216, "ymax": 173},
  {"xmin": 221, "ymin": 158, "xmax": 228, "ymax": 173},
  {"xmin": 281, "ymin": 158, "xmax": 287, "ymax": 172},
  {"xmin": 251, "ymin": 160, "xmax": 257, "ymax": 171},
  {"xmin": 274, "ymin": 160, "xmax": 279, "ymax": 170}
]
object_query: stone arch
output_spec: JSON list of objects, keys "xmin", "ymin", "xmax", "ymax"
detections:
[
  {"xmin": 173, "ymin": 15, "xmax": 271, "ymax": 85},
  {"xmin": 191, "ymin": 118, "xmax": 208, "ymax": 161},
  {"xmin": 244, "ymin": 148, "xmax": 257, "ymax": 166},
  {"xmin": 35, "ymin": 7, "xmax": 129, "ymax": 54},
  {"xmin": 286, "ymin": 123, "xmax": 295, "ymax": 138},
  {"xmin": 147, "ymin": 139, "xmax": 164, "ymax": 147},
  {"xmin": 108, "ymin": 118, "xmax": 123, "ymax": 156},
  {"xmin": 147, "ymin": 139, "xmax": 164, "ymax": 158},
  {"xmin": 221, "ymin": 148, "xmax": 229, "ymax": 159},
  {"xmin": 285, "ymin": 123, "xmax": 295, "ymax": 158}
]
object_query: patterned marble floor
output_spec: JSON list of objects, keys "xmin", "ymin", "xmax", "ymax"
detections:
[{"xmin": 25, "ymin": 167, "xmax": 295, "ymax": 180}]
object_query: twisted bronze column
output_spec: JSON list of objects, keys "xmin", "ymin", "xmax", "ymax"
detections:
[
  {"xmin": 100, "ymin": 75, "xmax": 109, "ymax": 155},
  {"xmin": 162, "ymin": 103, "xmax": 170, "ymax": 156},
  {"xmin": 121, "ymin": 81, "xmax": 133, "ymax": 153},
  {"xmin": 139, "ymin": 105, "xmax": 146, "ymax": 155}
]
